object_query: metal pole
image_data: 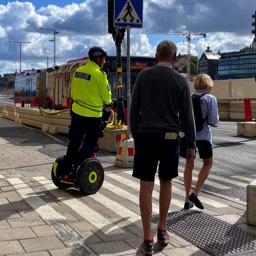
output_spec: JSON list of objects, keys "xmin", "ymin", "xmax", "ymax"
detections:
[
  {"xmin": 186, "ymin": 33, "xmax": 191, "ymax": 80},
  {"xmin": 126, "ymin": 26, "xmax": 131, "ymax": 138},
  {"xmin": 19, "ymin": 42, "xmax": 22, "ymax": 73},
  {"xmin": 53, "ymin": 31, "xmax": 56, "ymax": 67},
  {"xmin": 9, "ymin": 40, "xmax": 31, "ymax": 73},
  {"xmin": 115, "ymin": 28, "xmax": 125, "ymax": 125},
  {"xmin": 116, "ymin": 29, "xmax": 122, "ymax": 100},
  {"xmin": 40, "ymin": 27, "xmax": 59, "ymax": 67}
]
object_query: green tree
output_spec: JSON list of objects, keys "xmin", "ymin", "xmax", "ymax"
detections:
[
  {"xmin": 190, "ymin": 56, "xmax": 198, "ymax": 75},
  {"xmin": 184, "ymin": 55, "xmax": 198, "ymax": 75}
]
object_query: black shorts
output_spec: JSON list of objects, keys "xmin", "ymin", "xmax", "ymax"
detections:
[
  {"xmin": 180, "ymin": 138, "xmax": 212, "ymax": 159},
  {"xmin": 196, "ymin": 140, "xmax": 213, "ymax": 159},
  {"xmin": 133, "ymin": 133, "xmax": 179, "ymax": 182}
]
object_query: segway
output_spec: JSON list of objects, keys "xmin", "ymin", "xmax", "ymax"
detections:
[
  {"xmin": 51, "ymin": 155, "xmax": 104, "ymax": 195},
  {"xmin": 51, "ymin": 105, "xmax": 112, "ymax": 195}
]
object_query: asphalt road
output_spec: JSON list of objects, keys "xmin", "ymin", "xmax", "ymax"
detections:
[{"xmin": 188, "ymin": 121, "xmax": 256, "ymax": 202}]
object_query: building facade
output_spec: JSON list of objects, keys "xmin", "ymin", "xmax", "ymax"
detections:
[
  {"xmin": 198, "ymin": 47, "xmax": 220, "ymax": 80},
  {"xmin": 215, "ymin": 50, "xmax": 256, "ymax": 80}
]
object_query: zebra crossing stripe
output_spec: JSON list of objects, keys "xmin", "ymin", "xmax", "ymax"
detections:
[
  {"xmin": 231, "ymin": 175, "xmax": 254, "ymax": 182},
  {"xmin": 194, "ymin": 177, "xmax": 230, "ymax": 190},
  {"xmin": 178, "ymin": 172, "xmax": 230, "ymax": 190},
  {"xmin": 179, "ymin": 165, "xmax": 247, "ymax": 188},
  {"xmin": 7, "ymin": 178, "xmax": 65, "ymax": 221},
  {"xmin": 108, "ymin": 173, "xmax": 227, "ymax": 209},
  {"xmin": 179, "ymin": 162, "xmax": 248, "ymax": 188},
  {"xmin": 92, "ymin": 190, "xmax": 141, "ymax": 224},
  {"xmin": 33, "ymin": 176, "xmax": 126, "ymax": 235},
  {"xmin": 163, "ymin": 181, "xmax": 227, "ymax": 208},
  {"xmin": 108, "ymin": 173, "xmax": 184, "ymax": 209},
  {"xmin": 203, "ymin": 171, "xmax": 247, "ymax": 188},
  {"xmin": 102, "ymin": 179, "xmax": 161, "ymax": 212}
]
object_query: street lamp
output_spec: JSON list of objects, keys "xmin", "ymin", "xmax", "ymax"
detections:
[
  {"xmin": 9, "ymin": 40, "xmax": 31, "ymax": 73},
  {"xmin": 40, "ymin": 27, "xmax": 59, "ymax": 67}
]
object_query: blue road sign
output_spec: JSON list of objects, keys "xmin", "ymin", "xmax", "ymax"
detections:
[{"xmin": 114, "ymin": 0, "xmax": 143, "ymax": 28}]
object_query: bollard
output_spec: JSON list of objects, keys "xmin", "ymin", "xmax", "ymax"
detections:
[{"xmin": 243, "ymin": 98, "xmax": 252, "ymax": 122}]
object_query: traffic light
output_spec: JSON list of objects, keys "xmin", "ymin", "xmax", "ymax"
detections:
[
  {"xmin": 114, "ymin": 28, "xmax": 126, "ymax": 46},
  {"xmin": 108, "ymin": 0, "xmax": 126, "ymax": 44},
  {"xmin": 108, "ymin": 0, "xmax": 114, "ymax": 34},
  {"xmin": 252, "ymin": 12, "xmax": 256, "ymax": 35}
]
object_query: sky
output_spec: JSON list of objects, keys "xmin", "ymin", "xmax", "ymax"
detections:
[{"xmin": 0, "ymin": 0, "xmax": 255, "ymax": 75}]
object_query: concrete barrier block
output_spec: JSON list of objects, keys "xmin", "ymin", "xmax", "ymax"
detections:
[
  {"xmin": 99, "ymin": 128, "xmax": 128, "ymax": 153},
  {"xmin": 237, "ymin": 122, "xmax": 256, "ymax": 137},
  {"xmin": 48, "ymin": 125, "xmax": 57, "ymax": 134},
  {"xmin": 237, "ymin": 122, "xmax": 245, "ymax": 135},
  {"xmin": 22, "ymin": 119, "xmax": 42, "ymax": 129},
  {"xmin": 42, "ymin": 123, "xmax": 50, "ymax": 132},
  {"xmin": 247, "ymin": 179, "xmax": 256, "ymax": 226}
]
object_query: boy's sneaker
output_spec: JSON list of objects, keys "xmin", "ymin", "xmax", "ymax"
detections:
[
  {"xmin": 157, "ymin": 228, "xmax": 169, "ymax": 246},
  {"xmin": 139, "ymin": 239, "xmax": 153, "ymax": 255}
]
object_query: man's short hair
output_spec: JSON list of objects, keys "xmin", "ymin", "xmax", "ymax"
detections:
[{"xmin": 156, "ymin": 40, "xmax": 177, "ymax": 60}]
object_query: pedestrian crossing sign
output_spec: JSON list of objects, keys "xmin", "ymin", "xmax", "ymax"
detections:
[{"xmin": 114, "ymin": 0, "xmax": 143, "ymax": 28}]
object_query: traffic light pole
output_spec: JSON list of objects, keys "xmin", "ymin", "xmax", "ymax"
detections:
[
  {"xmin": 108, "ymin": 0, "xmax": 126, "ymax": 125},
  {"xmin": 126, "ymin": 26, "xmax": 131, "ymax": 138},
  {"xmin": 252, "ymin": 11, "xmax": 256, "ymax": 49},
  {"xmin": 114, "ymin": 28, "xmax": 126, "ymax": 125}
]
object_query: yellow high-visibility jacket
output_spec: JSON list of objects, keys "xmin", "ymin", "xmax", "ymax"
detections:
[{"xmin": 70, "ymin": 60, "xmax": 112, "ymax": 117}]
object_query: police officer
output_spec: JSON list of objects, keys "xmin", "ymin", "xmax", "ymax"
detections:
[{"xmin": 63, "ymin": 46, "xmax": 112, "ymax": 178}]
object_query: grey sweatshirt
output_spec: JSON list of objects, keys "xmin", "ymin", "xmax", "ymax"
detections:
[{"xmin": 130, "ymin": 65, "xmax": 195, "ymax": 148}]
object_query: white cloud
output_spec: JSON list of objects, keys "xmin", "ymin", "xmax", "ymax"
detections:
[{"xmin": 0, "ymin": 0, "xmax": 255, "ymax": 75}]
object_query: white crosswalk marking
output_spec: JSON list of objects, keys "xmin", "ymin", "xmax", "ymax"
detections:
[
  {"xmin": 109, "ymin": 173, "xmax": 227, "ymax": 208},
  {"xmin": 5, "ymin": 168, "xmax": 249, "ymax": 230},
  {"xmin": 206, "ymin": 172, "xmax": 247, "ymax": 188},
  {"xmin": 33, "ymin": 176, "xmax": 126, "ymax": 235},
  {"xmin": 102, "ymin": 179, "xmax": 159, "ymax": 212},
  {"xmin": 7, "ymin": 177, "xmax": 65, "ymax": 220},
  {"xmin": 92, "ymin": 188, "xmax": 141, "ymax": 224},
  {"xmin": 231, "ymin": 175, "xmax": 255, "ymax": 182},
  {"xmin": 178, "ymin": 172, "xmax": 230, "ymax": 190},
  {"xmin": 156, "ymin": 178, "xmax": 227, "ymax": 208},
  {"xmin": 178, "ymin": 166, "xmax": 246, "ymax": 188},
  {"xmin": 108, "ymin": 173, "xmax": 184, "ymax": 209}
]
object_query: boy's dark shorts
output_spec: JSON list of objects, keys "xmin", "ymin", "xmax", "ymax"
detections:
[
  {"xmin": 180, "ymin": 137, "xmax": 213, "ymax": 159},
  {"xmin": 133, "ymin": 132, "xmax": 180, "ymax": 182}
]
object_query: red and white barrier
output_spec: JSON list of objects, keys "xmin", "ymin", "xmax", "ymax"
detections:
[{"xmin": 115, "ymin": 138, "xmax": 134, "ymax": 168}]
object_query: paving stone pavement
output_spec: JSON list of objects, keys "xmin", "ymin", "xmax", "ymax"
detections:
[{"xmin": 0, "ymin": 135, "xmax": 256, "ymax": 256}]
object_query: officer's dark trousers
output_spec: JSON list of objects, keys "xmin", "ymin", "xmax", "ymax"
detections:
[{"xmin": 65, "ymin": 111, "xmax": 101, "ymax": 171}]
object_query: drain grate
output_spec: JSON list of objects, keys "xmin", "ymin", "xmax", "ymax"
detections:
[{"xmin": 152, "ymin": 210, "xmax": 256, "ymax": 256}]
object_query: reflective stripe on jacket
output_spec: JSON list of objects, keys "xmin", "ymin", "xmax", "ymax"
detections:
[{"xmin": 70, "ymin": 60, "xmax": 112, "ymax": 117}]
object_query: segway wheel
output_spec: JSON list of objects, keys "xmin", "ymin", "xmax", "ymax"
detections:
[
  {"xmin": 76, "ymin": 158, "xmax": 104, "ymax": 195},
  {"xmin": 51, "ymin": 156, "xmax": 73, "ymax": 190}
]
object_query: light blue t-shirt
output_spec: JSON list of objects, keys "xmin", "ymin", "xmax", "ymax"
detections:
[{"xmin": 194, "ymin": 89, "xmax": 219, "ymax": 144}]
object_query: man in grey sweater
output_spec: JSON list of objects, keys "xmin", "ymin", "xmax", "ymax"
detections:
[{"xmin": 130, "ymin": 40, "xmax": 195, "ymax": 255}]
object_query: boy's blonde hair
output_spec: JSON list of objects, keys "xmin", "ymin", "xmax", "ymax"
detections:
[{"xmin": 194, "ymin": 74, "xmax": 213, "ymax": 90}]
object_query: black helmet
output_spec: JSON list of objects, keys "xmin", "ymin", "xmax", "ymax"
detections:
[{"xmin": 88, "ymin": 47, "xmax": 107, "ymax": 61}]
